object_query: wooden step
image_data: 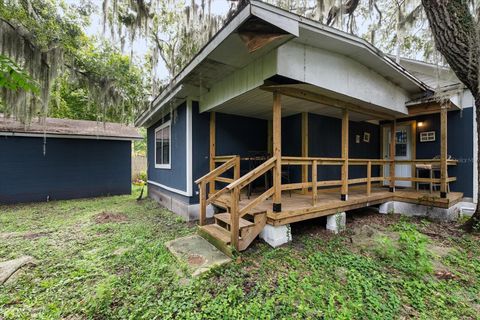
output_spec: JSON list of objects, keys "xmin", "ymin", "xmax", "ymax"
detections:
[
  {"xmin": 214, "ymin": 213, "xmax": 254, "ymax": 229},
  {"xmin": 198, "ymin": 224, "xmax": 233, "ymax": 257},
  {"xmin": 199, "ymin": 224, "xmax": 231, "ymax": 243}
]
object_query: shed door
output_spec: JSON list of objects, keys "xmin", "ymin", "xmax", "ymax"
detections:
[{"xmin": 383, "ymin": 125, "xmax": 413, "ymax": 188}]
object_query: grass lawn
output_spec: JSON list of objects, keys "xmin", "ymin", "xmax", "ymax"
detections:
[{"xmin": 1, "ymin": 186, "xmax": 480, "ymax": 319}]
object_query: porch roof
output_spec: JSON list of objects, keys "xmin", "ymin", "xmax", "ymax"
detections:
[{"xmin": 136, "ymin": 1, "xmax": 430, "ymax": 127}]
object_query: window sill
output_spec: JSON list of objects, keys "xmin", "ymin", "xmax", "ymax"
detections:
[{"xmin": 155, "ymin": 164, "xmax": 171, "ymax": 170}]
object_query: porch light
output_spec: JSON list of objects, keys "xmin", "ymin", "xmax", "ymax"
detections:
[{"xmin": 418, "ymin": 121, "xmax": 424, "ymax": 128}]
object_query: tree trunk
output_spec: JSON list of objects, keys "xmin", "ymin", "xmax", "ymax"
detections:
[{"xmin": 422, "ymin": 0, "xmax": 480, "ymax": 231}]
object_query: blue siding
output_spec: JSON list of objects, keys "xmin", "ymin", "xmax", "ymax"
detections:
[
  {"xmin": 0, "ymin": 136, "xmax": 131, "ymax": 204},
  {"xmin": 147, "ymin": 103, "xmax": 187, "ymax": 195},
  {"xmin": 282, "ymin": 113, "xmax": 380, "ymax": 183},
  {"xmin": 192, "ymin": 102, "xmax": 210, "ymax": 204},
  {"xmin": 216, "ymin": 113, "xmax": 268, "ymax": 157},
  {"xmin": 381, "ymin": 109, "xmax": 474, "ymax": 197},
  {"xmin": 409, "ymin": 110, "xmax": 473, "ymax": 197}
]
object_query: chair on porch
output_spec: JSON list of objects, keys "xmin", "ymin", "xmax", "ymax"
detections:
[
  {"xmin": 244, "ymin": 151, "xmax": 271, "ymax": 199},
  {"xmin": 416, "ymin": 155, "xmax": 452, "ymax": 193}
]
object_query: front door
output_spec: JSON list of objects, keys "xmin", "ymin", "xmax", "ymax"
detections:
[{"xmin": 383, "ymin": 124, "xmax": 413, "ymax": 188}]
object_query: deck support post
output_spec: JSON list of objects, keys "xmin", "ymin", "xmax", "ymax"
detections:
[
  {"xmin": 367, "ymin": 161, "xmax": 372, "ymax": 196},
  {"xmin": 267, "ymin": 120, "xmax": 273, "ymax": 155},
  {"xmin": 326, "ymin": 212, "xmax": 346, "ymax": 234},
  {"xmin": 301, "ymin": 112, "xmax": 309, "ymax": 194},
  {"xmin": 209, "ymin": 112, "xmax": 216, "ymax": 195},
  {"xmin": 312, "ymin": 160, "xmax": 318, "ymax": 205},
  {"xmin": 230, "ymin": 187, "xmax": 240, "ymax": 250},
  {"xmin": 199, "ymin": 181, "xmax": 206, "ymax": 226},
  {"xmin": 389, "ymin": 120, "xmax": 396, "ymax": 192},
  {"xmin": 440, "ymin": 105, "xmax": 448, "ymax": 198},
  {"xmin": 341, "ymin": 109, "xmax": 349, "ymax": 201},
  {"xmin": 273, "ymin": 92, "xmax": 282, "ymax": 212}
]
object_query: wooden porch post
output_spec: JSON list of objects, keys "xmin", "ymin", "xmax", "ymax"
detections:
[
  {"xmin": 341, "ymin": 109, "xmax": 349, "ymax": 201},
  {"xmin": 267, "ymin": 120, "xmax": 273, "ymax": 155},
  {"xmin": 273, "ymin": 92, "xmax": 282, "ymax": 212},
  {"xmin": 440, "ymin": 105, "xmax": 448, "ymax": 198},
  {"xmin": 209, "ymin": 112, "xmax": 216, "ymax": 194},
  {"xmin": 389, "ymin": 120, "xmax": 396, "ymax": 192},
  {"xmin": 301, "ymin": 112, "xmax": 309, "ymax": 194}
]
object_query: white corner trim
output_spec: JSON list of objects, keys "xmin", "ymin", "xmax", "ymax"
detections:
[
  {"xmin": 473, "ymin": 103, "xmax": 478, "ymax": 204},
  {"xmin": 154, "ymin": 120, "xmax": 172, "ymax": 169},
  {"xmin": 186, "ymin": 99, "xmax": 193, "ymax": 197},
  {"xmin": 147, "ymin": 180, "xmax": 190, "ymax": 197}
]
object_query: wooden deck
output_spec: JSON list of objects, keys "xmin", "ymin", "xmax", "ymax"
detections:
[{"xmin": 212, "ymin": 186, "xmax": 464, "ymax": 226}]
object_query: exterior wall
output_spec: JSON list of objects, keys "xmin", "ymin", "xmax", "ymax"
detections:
[
  {"xmin": 398, "ymin": 109, "xmax": 474, "ymax": 197},
  {"xmin": 0, "ymin": 136, "xmax": 131, "ymax": 204},
  {"xmin": 216, "ymin": 113, "xmax": 268, "ymax": 157},
  {"xmin": 282, "ymin": 113, "xmax": 380, "ymax": 183},
  {"xmin": 199, "ymin": 50, "xmax": 278, "ymax": 113},
  {"xmin": 277, "ymin": 41, "xmax": 411, "ymax": 114},
  {"xmin": 149, "ymin": 105, "xmax": 268, "ymax": 212},
  {"xmin": 147, "ymin": 102, "xmax": 190, "ymax": 203}
]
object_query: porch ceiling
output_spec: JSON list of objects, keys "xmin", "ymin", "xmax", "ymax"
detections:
[{"xmin": 211, "ymin": 84, "xmax": 404, "ymax": 122}]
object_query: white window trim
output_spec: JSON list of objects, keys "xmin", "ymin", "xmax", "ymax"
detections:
[{"xmin": 154, "ymin": 120, "xmax": 172, "ymax": 169}]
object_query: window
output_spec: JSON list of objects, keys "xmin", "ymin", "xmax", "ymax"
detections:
[
  {"xmin": 155, "ymin": 121, "xmax": 171, "ymax": 169},
  {"xmin": 395, "ymin": 129, "xmax": 408, "ymax": 157}
]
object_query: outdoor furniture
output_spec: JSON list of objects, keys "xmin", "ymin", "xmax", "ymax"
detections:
[
  {"xmin": 243, "ymin": 151, "xmax": 270, "ymax": 199},
  {"xmin": 416, "ymin": 155, "xmax": 452, "ymax": 193}
]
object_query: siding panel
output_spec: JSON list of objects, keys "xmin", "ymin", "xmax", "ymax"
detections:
[{"xmin": 0, "ymin": 137, "xmax": 131, "ymax": 203}]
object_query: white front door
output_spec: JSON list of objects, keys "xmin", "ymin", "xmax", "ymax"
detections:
[{"xmin": 383, "ymin": 125, "xmax": 413, "ymax": 188}]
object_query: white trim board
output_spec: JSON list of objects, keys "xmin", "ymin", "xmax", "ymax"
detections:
[
  {"xmin": 186, "ymin": 99, "xmax": 193, "ymax": 197},
  {"xmin": 154, "ymin": 120, "xmax": 172, "ymax": 169},
  {"xmin": 0, "ymin": 132, "xmax": 140, "ymax": 141},
  {"xmin": 473, "ymin": 102, "xmax": 478, "ymax": 204}
]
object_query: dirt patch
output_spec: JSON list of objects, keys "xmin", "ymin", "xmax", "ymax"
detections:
[
  {"xmin": 93, "ymin": 212, "xmax": 128, "ymax": 224},
  {"xmin": 0, "ymin": 231, "xmax": 51, "ymax": 240},
  {"xmin": 23, "ymin": 231, "xmax": 51, "ymax": 239},
  {"xmin": 348, "ymin": 224, "xmax": 399, "ymax": 252}
]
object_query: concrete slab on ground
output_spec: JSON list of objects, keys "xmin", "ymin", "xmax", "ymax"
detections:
[
  {"xmin": 0, "ymin": 256, "xmax": 36, "ymax": 285},
  {"xmin": 165, "ymin": 235, "xmax": 231, "ymax": 276}
]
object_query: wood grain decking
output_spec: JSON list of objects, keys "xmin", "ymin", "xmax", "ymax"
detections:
[{"xmin": 212, "ymin": 186, "xmax": 463, "ymax": 226}]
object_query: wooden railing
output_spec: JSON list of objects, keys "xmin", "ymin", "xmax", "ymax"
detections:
[
  {"xmin": 195, "ymin": 155, "xmax": 240, "ymax": 225},
  {"xmin": 224, "ymin": 157, "xmax": 276, "ymax": 249},
  {"xmin": 281, "ymin": 156, "xmax": 458, "ymax": 205},
  {"xmin": 196, "ymin": 155, "xmax": 457, "ymax": 250}
]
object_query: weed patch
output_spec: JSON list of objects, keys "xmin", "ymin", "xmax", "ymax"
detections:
[{"xmin": 1, "ymin": 189, "xmax": 479, "ymax": 319}]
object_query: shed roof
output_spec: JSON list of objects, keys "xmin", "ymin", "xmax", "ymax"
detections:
[{"xmin": 0, "ymin": 115, "xmax": 142, "ymax": 141}]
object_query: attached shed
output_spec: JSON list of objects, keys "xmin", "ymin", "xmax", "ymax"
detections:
[{"xmin": 0, "ymin": 115, "xmax": 142, "ymax": 204}]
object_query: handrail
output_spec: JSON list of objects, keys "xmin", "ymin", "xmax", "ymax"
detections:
[
  {"xmin": 227, "ymin": 157, "xmax": 276, "ymax": 190},
  {"xmin": 279, "ymin": 156, "xmax": 458, "ymax": 204},
  {"xmin": 196, "ymin": 155, "xmax": 240, "ymax": 226},
  {"xmin": 213, "ymin": 155, "xmax": 238, "ymax": 162},
  {"xmin": 239, "ymin": 187, "xmax": 274, "ymax": 217},
  {"xmin": 195, "ymin": 156, "xmax": 238, "ymax": 184}
]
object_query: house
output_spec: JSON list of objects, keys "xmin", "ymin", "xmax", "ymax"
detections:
[
  {"xmin": 136, "ymin": 1, "xmax": 476, "ymax": 254},
  {"xmin": 0, "ymin": 115, "xmax": 142, "ymax": 204}
]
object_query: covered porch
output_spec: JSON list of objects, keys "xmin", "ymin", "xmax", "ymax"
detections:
[{"xmin": 195, "ymin": 83, "xmax": 461, "ymax": 253}]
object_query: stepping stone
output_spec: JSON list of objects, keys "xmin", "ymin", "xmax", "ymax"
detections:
[
  {"xmin": 165, "ymin": 235, "xmax": 231, "ymax": 276},
  {"xmin": 0, "ymin": 256, "xmax": 36, "ymax": 285}
]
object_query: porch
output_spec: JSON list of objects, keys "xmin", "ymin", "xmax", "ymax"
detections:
[
  {"xmin": 195, "ymin": 86, "xmax": 460, "ymax": 254},
  {"xmin": 213, "ymin": 184, "xmax": 463, "ymax": 226}
]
